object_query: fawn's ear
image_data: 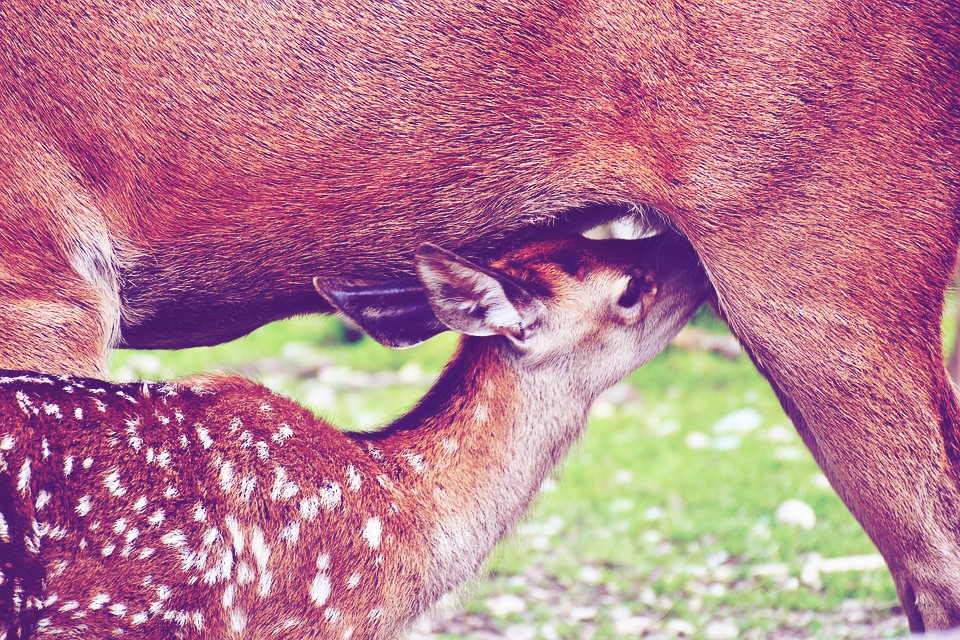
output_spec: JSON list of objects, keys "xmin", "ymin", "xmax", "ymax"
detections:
[
  {"xmin": 313, "ymin": 278, "xmax": 447, "ymax": 349},
  {"xmin": 415, "ymin": 243, "xmax": 545, "ymax": 341}
]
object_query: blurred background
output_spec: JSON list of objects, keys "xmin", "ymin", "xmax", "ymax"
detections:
[{"xmin": 109, "ymin": 295, "xmax": 945, "ymax": 639}]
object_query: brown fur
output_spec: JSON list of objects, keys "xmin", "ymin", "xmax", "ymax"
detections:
[{"xmin": 0, "ymin": 0, "xmax": 958, "ymax": 631}]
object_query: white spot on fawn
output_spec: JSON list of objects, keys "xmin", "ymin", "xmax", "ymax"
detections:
[
  {"xmin": 197, "ymin": 427, "xmax": 214, "ymax": 450},
  {"xmin": 403, "ymin": 452, "xmax": 427, "ymax": 474},
  {"xmin": 238, "ymin": 475, "xmax": 257, "ymax": 502},
  {"xmin": 300, "ymin": 497, "xmax": 320, "ymax": 521},
  {"xmin": 474, "ymin": 403, "xmax": 488, "ymax": 423},
  {"xmin": 225, "ymin": 516, "xmax": 244, "ymax": 554},
  {"xmin": 319, "ymin": 482, "xmax": 342, "ymax": 510},
  {"xmin": 219, "ymin": 460, "xmax": 234, "ymax": 492},
  {"xmin": 202, "ymin": 527, "xmax": 221, "ymax": 547},
  {"xmin": 258, "ymin": 572, "xmax": 273, "ymax": 597},
  {"xmin": 230, "ymin": 609, "xmax": 247, "ymax": 633},
  {"xmin": 39, "ymin": 400, "xmax": 62, "ymax": 419},
  {"xmin": 76, "ymin": 496, "xmax": 92, "ymax": 517},
  {"xmin": 309, "ymin": 574, "xmax": 331, "ymax": 607},
  {"xmin": 222, "ymin": 584, "xmax": 235, "ymax": 608},
  {"xmin": 271, "ymin": 424, "xmax": 293, "ymax": 443},
  {"xmin": 161, "ymin": 530, "xmax": 187, "ymax": 547},
  {"xmin": 237, "ymin": 562, "xmax": 255, "ymax": 585},
  {"xmin": 89, "ymin": 593, "xmax": 110, "ymax": 610},
  {"xmin": 104, "ymin": 469, "xmax": 127, "ymax": 497},
  {"xmin": 251, "ymin": 527, "xmax": 270, "ymax": 571},
  {"xmin": 362, "ymin": 517, "xmax": 382, "ymax": 549},
  {"xmin": 279, "ymin": 522, "xmax": 300, "ymax": 545},
  {"xmin": 271, "ymin": 466, "xmax": 299, "ymax": 501},
  {"xmin": 17, "ymin": 458, "xmax": 31, "ymax": 494},
  {"xmin": 346, "ymin": 465, "xmax": 362, "ymax": 492},
  {"xmin": 317, "ymin": 552, "xmax": 330, "ymax": 571},
  {"xmin": 346, "ymin": 572, "xmax": 361, "ymax": 589}
]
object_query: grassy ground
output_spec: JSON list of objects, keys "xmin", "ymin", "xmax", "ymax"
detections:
[{"xmin": 110, "ymin": 309, "xmax": 916, "ymax": 639}]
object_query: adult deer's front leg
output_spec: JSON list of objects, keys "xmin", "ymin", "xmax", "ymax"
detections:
[{"xmin": 682, "ymin": 209, "xmax": 960, "ymax": 631}]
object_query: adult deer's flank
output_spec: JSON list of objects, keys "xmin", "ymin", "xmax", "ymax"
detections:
[{"xmin": 0, "ymin": 233, "xmax": 706, "ymax": 639}]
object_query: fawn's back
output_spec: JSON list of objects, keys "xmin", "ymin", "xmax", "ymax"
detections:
[{"xmin": 0, "ymin": 372, "xmax": 421, "ymax": 639}]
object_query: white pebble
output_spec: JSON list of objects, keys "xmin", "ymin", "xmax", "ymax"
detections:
[
  {"xmin": 705, "ymin": 620, "xmax": 740, "ymax": 640},
  {"xmin": 684, "ymin": 432, "xmax": 710, "ymax": 449},
  {"xmin": 483, "ymin": 594, "xmax": 526, "ymax": 618},
  {"xmin": 713, "ymin": 408, "xmax": 762, "ymax": 434},
  {"xmin": 665, "ymin": 619, "xmax": 696, "ymax": 636},
  {"xmin": 776, "ymin": 499, "xmax": 817, "ymax": 530}
]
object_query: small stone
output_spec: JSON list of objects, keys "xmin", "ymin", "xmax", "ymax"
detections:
[
  {"xmin": 644, "ymin": 506, "xmax": 665, "ymax": 520},
  {"xmin": 685, "ymin": 432, "xmax": 710, "ymax": 449},
  {"xmin": 762, "ymin": 424, "xmax": 796, "ymax": 442},
  {"xmin": 483, "ymin": 594, "xmax": 527, "ymax": 618},
  {"xmin": 503, "ymin": 624, "xmax": 536, "ymax": 640},
  {"xmin": 539, "ymin": 624, "xmax": 560, "ymax": 640},
  {"xmin": 773, "ymin": 446, "xmax": 806, "ymax": 461},
  {"xmin": 568, "ymin": 606, "xmax": 597, "ymax": 621},
  {"xmin": 397, "ymin": 362, "xmax": 424, "ymax": 385},
  {"xmin": 776, "ymin": 499, "xmax": 817, "ymax": 530},
  {"xmin": 590, "ymin": 401, "xmax": 615, "ymax": 418},
  {"xmin": 578, "ymin": 565, "xmax": 603, "ymax": 584},
  {"xmin": 665, "ymin": 619, "xmax": 696, "ymax": 636},
  {"xmin": 801, "ymin": 557, "xmax": 823, "ymax": 590},
  {"xmin": 704, "ymin": 619, "xmax": 740, "ymax": 640},
  {"xmin": 713, "ymin": 408, "xmax": 762, "ymax": 434},
  {"xmin": 614, "ymin": 616, "xmax": 653, "ymax": 634},
  {"xmin": 810, "ymin": 473, "xmax": 832, "ymax": 489},
  {"xmin": 712, "ymin": 435, "xmax": 741, "ymax": 450}
]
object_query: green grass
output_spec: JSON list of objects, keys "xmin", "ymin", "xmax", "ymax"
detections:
[{"xmin": 110, "ymin": 309, "xmax": 915, "ymax": 639}]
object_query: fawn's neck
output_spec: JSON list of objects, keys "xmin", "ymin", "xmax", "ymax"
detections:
[{"xmin": 362, "ymin": 337, "xmax": 596, "ymax": 600}]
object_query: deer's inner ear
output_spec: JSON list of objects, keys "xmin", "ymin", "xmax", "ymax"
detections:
[{"xmin": 415, "ymin": 243, "xmax": 545, "ymax": 341}]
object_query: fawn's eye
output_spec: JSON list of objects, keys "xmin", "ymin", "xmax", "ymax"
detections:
[{"xmin": 617, "ymin": 274, "xmax": 657, "ymax": 308}]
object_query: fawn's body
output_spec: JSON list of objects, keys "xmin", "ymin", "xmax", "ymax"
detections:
[{"xmin": 0, "ymin": 234, "xmax": 707, "ymax": 639}]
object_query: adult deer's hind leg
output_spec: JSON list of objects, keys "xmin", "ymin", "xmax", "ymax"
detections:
[{"xmin": 681, "ymin": 207, "xmax": 960, "ymax": 632}]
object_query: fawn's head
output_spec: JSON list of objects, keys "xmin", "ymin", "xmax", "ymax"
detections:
[{"xmin": 316, "ymin": 232, "xmax": 708, "ymax": 387}]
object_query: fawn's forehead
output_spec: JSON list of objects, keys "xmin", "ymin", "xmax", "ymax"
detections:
[{"xmin": 493, "ymin": 235, "xmax": 644, "ymax": 291}]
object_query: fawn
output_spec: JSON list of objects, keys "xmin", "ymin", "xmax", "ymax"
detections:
[{"xmin": 0, "ymin": 233, "xmax": 706, "ymax": 639}]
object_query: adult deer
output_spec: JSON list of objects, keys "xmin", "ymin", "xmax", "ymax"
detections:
[
  {"xmin": 0, "ymin": 234, "xmax": 706, "ymax": 639},
  {"xmin": 0, "ymin": 0, "xmax": 957, "ymax": 631}
]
